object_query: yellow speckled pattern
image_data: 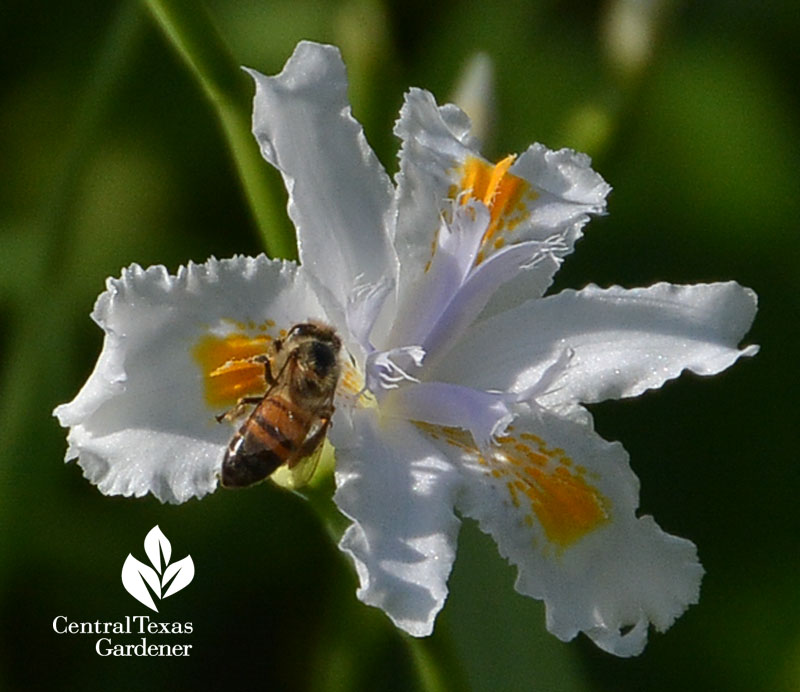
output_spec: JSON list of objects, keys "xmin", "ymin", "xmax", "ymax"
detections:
[{"xmin": 418, "ymin": 422, "xmax": 610, "ymax": 550}]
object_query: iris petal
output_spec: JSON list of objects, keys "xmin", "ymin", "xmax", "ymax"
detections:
[
  {"xmin": 54, "ymin": 256, "xmax": 325, "ymax": 503},
  {"xmin": 332, "ymin": 410, "xmax": 461, "ymax": 636},
  {"xmin": 443, "ymin": 408, "xmax": 703, "ymax": 656},
  {"xmin": 249, "ymin": 41, "xmax": 397, "ymax": 313}
]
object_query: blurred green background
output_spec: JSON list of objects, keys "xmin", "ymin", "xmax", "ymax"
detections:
[{"xmin": 1, "ymin": 0, "xmax": 798, "ymax": 690}]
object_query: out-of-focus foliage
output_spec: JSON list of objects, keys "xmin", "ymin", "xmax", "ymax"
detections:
[{"xmin": 1, "ymin": 0, "xmax": 798, "ymax": 690}]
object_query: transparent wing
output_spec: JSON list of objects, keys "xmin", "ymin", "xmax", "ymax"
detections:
[
  {"xmin": 287, "ymin": 437, "xmax": 326, "ymax": 489},
  {"xmin": 269, "ymin": 441, "xmax": 324, "ymax": 490},
  {"xmin": 268, "ymin": 420, "xmax": 329, "ymax": 490}
]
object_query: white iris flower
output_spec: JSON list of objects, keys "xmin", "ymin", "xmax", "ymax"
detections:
[{"xmin": 54, "ymin": 41, "xmax": 758, "ymax": 656}]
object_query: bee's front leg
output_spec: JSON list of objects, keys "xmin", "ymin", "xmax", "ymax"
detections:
[
  {"xmin": 215, "ymin": 352, "xmax": 274, "ymax": 423},
  {"xmin": 255, "ymin": 354, "xmax": 277, "ymax": 386},
  {"xmin": 215, "ymin": 396, "xmax": 264, "ymax": 423}
]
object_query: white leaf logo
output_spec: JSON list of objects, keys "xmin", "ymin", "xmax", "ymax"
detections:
[
  {"xmin": 144, "ymin": 524, "xmax": 171, "ymax": 573},
  {"xmin": 121, "ymin": 526, "xmax": 194, "ymax": 612}
]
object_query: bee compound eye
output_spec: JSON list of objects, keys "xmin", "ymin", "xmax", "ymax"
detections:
[{"xmin": 310, "ymin": 341, "xmax": 336, "ymax": 373}]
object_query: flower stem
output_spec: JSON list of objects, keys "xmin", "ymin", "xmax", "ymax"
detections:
[
  {"xmin": 405, "ymin": 634, "xmax": 461, "ymax": 692},
  {"xmin": 141, "ymin": 0, "xmax": 296, "ymax": 260}
]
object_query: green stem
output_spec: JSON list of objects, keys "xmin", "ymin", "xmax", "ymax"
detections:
[
  {"xmin": 0, "ymin": 1, "xmax": 144, "ymax": 579},
  {"xmin": 404, "ymin": 635, "xmax": 456, "ymax": 692},
  {"xmin": 37, "ymin": 0, "xmax": 144, "ymax": 279},
  {"xmin": 141, "ymin": 0, "xmax": 296, "ymax": 260},
  {"xmin": 300, "ymin": 489, "xmax": 464, "ymax": 692}
]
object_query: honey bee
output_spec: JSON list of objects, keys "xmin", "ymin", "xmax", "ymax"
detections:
[{"xmin": 218, "ymin": 322, "xmax": 341, "ymax": 489}]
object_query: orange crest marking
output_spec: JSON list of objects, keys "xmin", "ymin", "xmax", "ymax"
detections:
[
  {"xmin": 456, "ymin": 155, "xmax": 539, "ymax": 261},
  {"xmin": 418, "ymin": 423, "xmax": 610, "ymax": 551},
  {"xmin": 495, "ymin": 431, "xmax": 610, "ymax": 549},
  {"xmin": 192, "ymin": 332, "xmax": 272, "ymax": 408}
]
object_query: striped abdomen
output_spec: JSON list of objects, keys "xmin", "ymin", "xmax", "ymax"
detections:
[{"xmin": 220, "ymin": 396, "xmax": 311, "ymax": 488}]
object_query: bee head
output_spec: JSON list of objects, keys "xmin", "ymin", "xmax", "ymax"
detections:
[
  {"xmin": 285, "ymin": 322, "xmax": 340, "ymax": 345},
  {"xmin": 286, "ymin": 322, "xmax": 341, "ymax": 382}
]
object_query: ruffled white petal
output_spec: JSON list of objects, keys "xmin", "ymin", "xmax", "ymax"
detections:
[
  {"xmin": 432, "ymin": 282, "xmax": 758, "ymax": 416},
  {"xmin": 53, "ymin": 256, "xmax": 326, "ymax": 503},
  {"xmin": 332, "ymin": 410, "xmax": 461, "ymax": 636},
  {"xmin": 511, "ymin": 144, "xmax": 611, "ymax": 230},
  {"xmin": 479, "ymin": 145, "xmax": 611, "ymax": 317},
  {"xmin": 391, "ymin": 90, "xmax": 610, "ymax": 323},
  {"xmin": 63, "ymin": 427, "xmax": 224, "ymax": 505},
  {"xmin": 448, "ymin": 408, "xmax": 703, "ymax": 656},
  {"xmin": 421, "ymin": 237, "xmax": 563, "ymax": 363},
  {"xmin": 248, "ymin": 41, "xmax": 397, "ymax": 312},
  {"xmin": 385, "ymin": 202, "xmax": 489, "ymax": 350},
  {"xmin": 392, "ymin": 88, "xmax": 478, "ymax": 311}
]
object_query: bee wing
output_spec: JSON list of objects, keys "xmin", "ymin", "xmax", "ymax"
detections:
[
  {"xmin": 286, "ymin": 436, "xmax": 327, "ymax": 489},
  {"xmin": 270, "ymin": 416, "xmax": 331, "ymax": 490}
]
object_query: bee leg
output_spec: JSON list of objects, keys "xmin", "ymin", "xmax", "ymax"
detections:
[
  {"xmin": 215, "ymin": 352, "xmax": 275, "ymax": 423},
  {"xmin": 257, "ymin": 355, "xmax": 277, "ymax": 386},
  {"xmin": 239, "ymin": 353, "xmax": 277, "ymax": 385},
  {"xmin": 215, "ymin": 350, "xmax": 278, "ymax": 423},
  {"xmin": 215, "ymin": 396, "xmax": 263, "ymax": 423}
]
